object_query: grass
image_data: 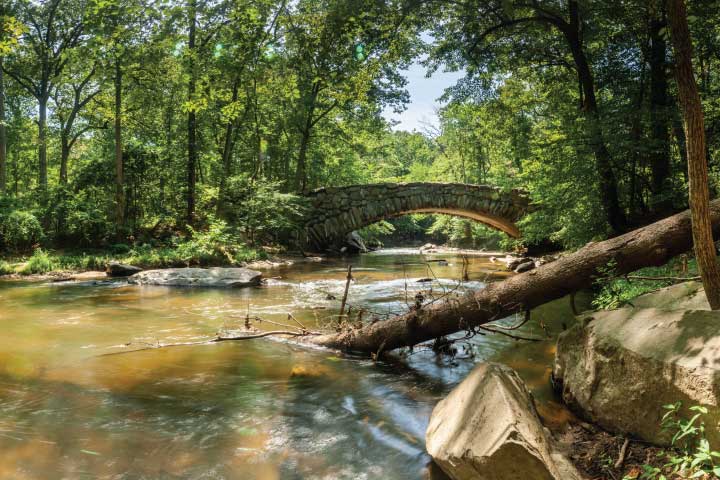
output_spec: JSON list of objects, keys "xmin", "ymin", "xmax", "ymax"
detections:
[{"xmin": 1, "ymin": 243, "xmax": 267, "ymax": 276}]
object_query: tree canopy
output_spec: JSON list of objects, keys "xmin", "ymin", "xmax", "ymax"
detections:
[{"xmin": 0, "ymin": 0, "xmax": 718, "ymax": 253}]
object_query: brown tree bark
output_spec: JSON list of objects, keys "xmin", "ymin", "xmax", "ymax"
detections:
[
  {"xmin": 115, "ymin": 58, "xmax": 125, "ymax": 232},
  {"xmin": 666, "ymin": 0, "xmax": 720, "ymax": 309},
  {"xmin": 186, "ymin": 0, "xmax": 198, "ymax": 227},
  {"xmin": 38, "ymin": 94, "xmax": 48, "ymax": 190},
  {"xmin": 564, "ymin": 0, "xmax": 626, "ymax": 233},
  {"xmin": 309, "ymin": 199, "xmax": 720, "ymax": 353},
  {"xmin": 648, "ymin": 6, "xmax": 671, "ymax": 212},
  {"xmin": 0, "ymin": 59, "xmax": 6, "ymax": 194}
]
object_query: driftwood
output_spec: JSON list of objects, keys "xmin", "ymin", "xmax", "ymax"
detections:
[{"xmin": 307, "ymin": 199, "xmax": 720, "ymax": 353}]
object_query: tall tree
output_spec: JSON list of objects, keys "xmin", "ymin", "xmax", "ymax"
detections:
[
  {"xmin": 667, "ymin": 0, "xmax": 720, "ymax": 309},
  {"xmin": 0, "ymin": 13, "xmax": 23, "ymax": 194},
  {"xmin": 51, "ymin": 61, "xmax": 100, "ymax": 184},
  {"xmin": 3, "ymin": 0, "xmax": 86, "ymax": 190},
  {"xmin": 186, "ymin": 0, "xmax": 198, "ymax": 227},
  {"xmin": 282, "ymin": 0, "xmax": 413, "ymax": 192},
  {"xmin": 428, "ymin": 0, "xmax": 628, "ymax": 233},
  {"xmin": 648, "ymin": 1, "xmax": 671, "ymax": 213}
]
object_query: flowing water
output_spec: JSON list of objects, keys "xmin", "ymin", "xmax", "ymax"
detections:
[{"xmin": 0, "ymin": 249, "xmax": 586, "ymax": 479}]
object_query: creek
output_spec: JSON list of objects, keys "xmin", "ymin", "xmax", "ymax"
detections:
[{"xmin": 0, "ymin": 248, "xmax": 585, "ymax": 479}]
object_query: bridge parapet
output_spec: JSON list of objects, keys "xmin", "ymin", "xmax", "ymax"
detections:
[{"xmin": 303, "ymin": 182, "xmax": 532, "ymax": 250}]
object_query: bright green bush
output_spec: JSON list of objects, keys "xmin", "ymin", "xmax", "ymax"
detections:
[
  {"xmin": 629, "ymin": 403, "xmax": 720, "ymax": 479},
  {"xmin": 0, "ymin": 261, "xmax": 15, "ymax": 275},
  {"xmin": 174, "ymin": 217, "xmax": 264, "ymax": 265},
  {"xmin": 0, "ymin": 210, "xmax": 44, "ymax": 251},
  {"xmin": 20, "ymin": 249, "xmax": 57, "ymax": 275},
  {"xmin": 221, "ymin": 175, "xmax": 306, "ymax": 245},
  {"xmin": 64, "ymin": 188, "xmax": 114, "ymax": 245}
]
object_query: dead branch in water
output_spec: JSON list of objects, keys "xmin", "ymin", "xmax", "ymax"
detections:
[{"xmin": 98, "ymin": 329, "xmax": 321, "ymax": 356}]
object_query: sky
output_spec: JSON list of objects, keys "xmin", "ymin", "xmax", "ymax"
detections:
[{"xmin": 381, "ymin": 61, "xmax": 464, "ymax": 133}]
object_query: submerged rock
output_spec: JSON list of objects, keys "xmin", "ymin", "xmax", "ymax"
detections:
[
  {"xmin": 426, "ymin": 362, "xmax": 583, "ymax": 480},
  {"xmin": 128, "ymin": 267, "xmax": 262, "ymax": 288},
  {"xmin": 554, "ymin": 284, "xmax": 720, "ymax": 447},
  {"xmin": 106, "ymin": 262, "xmax": 143, "ymax": 277},
  {"xmin": 514, "ymin": 259, "xmax": 536, "ymax": 273}
]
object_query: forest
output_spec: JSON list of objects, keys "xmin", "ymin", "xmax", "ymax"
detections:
[
  {"xmin": 3, "ymin": 1, "xmax": 720, "ymax": 480},
  {"xmin": 1, "ymin": 0, "xmax": 719, "ymax": 262}
]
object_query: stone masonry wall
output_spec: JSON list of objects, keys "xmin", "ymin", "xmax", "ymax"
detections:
[{"xmin": 303, "ymin": 182, "xmax": 531, "ymax": 250}]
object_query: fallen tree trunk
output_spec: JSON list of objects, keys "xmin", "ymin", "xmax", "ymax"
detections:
[{"xmin": 309, "ymin": 199, "xmax": 720, "ymax": 354}]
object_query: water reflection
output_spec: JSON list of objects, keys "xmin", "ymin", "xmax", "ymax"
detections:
[{"xmin": 0, "ymin": 249, "xmax": 584, "ymax": 479}]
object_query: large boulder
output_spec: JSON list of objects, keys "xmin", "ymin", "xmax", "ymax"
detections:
[
  {"xmin": 554, "ymin": 283, "xmax": 720, "ymax": 447},
  {"xmin": 128, "ymin": 267, "xmax": 262, "ymax": 288},
  {"xmin": 106, "ymin": 261, "xmax": 143, "ymax": 277},
  {"xmin": 426, "ymin": 363, "xmax": 583, "ymax": 480}
]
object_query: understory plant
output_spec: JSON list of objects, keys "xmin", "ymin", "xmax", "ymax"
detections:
[
  {"xmin": 628, "ymin": 403, "xmax": 720, "ymax": 480},
  {"xmin": 19, "ymin": 249, "xmax": 57, "ymax": 274},
  {"xmin": 593, "ymin": 257, "xmax": 698, "ymax": 310}
]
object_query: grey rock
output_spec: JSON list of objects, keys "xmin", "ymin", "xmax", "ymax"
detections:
[
  {"xmin": 344, "ymin": 231, "xmax": 368, "ymax": 254},
  {"xmin": 514, "ymin": 260, "xmax": 535, "ymax": 273},
  {"xmin": 106, "ymin": 262, "xmax": 143, "ymax": 277},
  {"xmin": 128, "ymin": 267, "xmax": 262, "ymax": 288}
]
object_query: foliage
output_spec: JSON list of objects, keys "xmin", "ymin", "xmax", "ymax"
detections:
[
  {"xmin": 627, "ymin": 403, "xmax": 720, "ymax": 480},
  {"xmin": 221, "ymin": 176, "xmax": 306, "ymax": 245},
  {"xmin": 0, "ymin": 208, "xmax": 44, "ymax": 251},
  {"xmin": 19, "ymin": 249, "xmax": 57, "ymax": 274},
  {"xmin": 0, "ymin": 261, "xmax": 15, "ymax": 275},
  {"xmin": 0, "ymin": 0, "xmax": 719, "ymax": 254},
  {"xmin": 172, "ymin": 217, "xmax": 262, "ymax": 266},
  {"xmin": 593, "ymin": 257, "xmax": 698, "ymax": 310},
  {"xmin": 62, "ymin": 187, "xmax": 114, "ymax": 245},
  {"xmin": 357, "ymin": 220, "xmax": 395, "ymax": 247}
]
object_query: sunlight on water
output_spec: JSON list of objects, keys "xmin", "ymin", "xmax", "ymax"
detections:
[{"xmin": 0, "ymin": 250, "xmax": 585, "ymax": 479}]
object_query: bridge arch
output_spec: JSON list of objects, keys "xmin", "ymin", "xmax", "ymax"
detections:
[{"xmin": 303, "ymin": 182, "xmax": 532, "ymax": 250}]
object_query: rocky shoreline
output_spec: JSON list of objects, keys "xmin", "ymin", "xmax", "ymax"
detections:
[{"xmin": 426, "ymin": 281, "xmax": 720, "ymax": 480}]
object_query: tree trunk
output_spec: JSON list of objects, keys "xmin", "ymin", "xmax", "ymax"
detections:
[
  {"xmin": 217, "ymin": 78, "xmax": 239, "ymax": 217},
  {"xmin": 666, "ymin": 0, "xmax": 720, "ymax": 309},
  {"xmin": 60, "ymin": 133, "xmax": 69, "ymax": 184},
  {"xmin": 0, "ymin": 59, "xmax": 6, "ymax": 194},
  {"xmin": 310, "ymin": 199, "xmax": 720, "ymax": 353},
  {"xmin": 38, "ymin": 95, "xmax": 48, "ymax": 190},
  {"xmin": 649, "ymin": 8, "xmax": 672, "ymax": 213},
  {"xmin": 295, "ymin": 128, "xmax": 311, "ymax": 193},
  {"xmin": 564, "ymin": 1, "xmax": 626, "ymax": 233},
  {"xmin": 115, "ymin": 58, "xmax": 125, "ymax": 232},
  {"xmin": 294, "ymin": 84, "xmax": 319, "ymax": 193},
  {"xmin": 186, "ymin": 0, "xmax": 198, "ymax": 227}
]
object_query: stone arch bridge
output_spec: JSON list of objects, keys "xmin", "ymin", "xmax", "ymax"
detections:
[{"xmin": 302, "ymin": 182, "xmax": 533, "ymax": 251}]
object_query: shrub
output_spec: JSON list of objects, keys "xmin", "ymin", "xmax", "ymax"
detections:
[
  {"xmin": 109, "ymin": 243, "xmax": 131, "ymax": 255},
  {"xmin": 0, "ymin": 210, "xmax": 44, "ymax": 251},
  {"xmin": 0, "ymin": 261, "xmax": 14, "ymax": 275},
  {"xmin": 221, "ymin": 175, "xmax": 306, "ymax": 245},
  {"xmin": 173, "ymin": 217, "xmax": 263, "ymax": 265},
  {"xmin": 20, "ymin": 249, "xmax": 57, "ymax": 275},
  {"xmin": 628, "ymin": 403, "xmax": 720, "ymax": 479}
]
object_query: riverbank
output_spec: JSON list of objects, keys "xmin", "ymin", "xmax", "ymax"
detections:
[
  {"xmin": 0, "ymin": 245, "xmax": 329, "ymax": 280},
  {"xmin": 0, "ymin": 244, "xmax": 515, "ymax": 280}
]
